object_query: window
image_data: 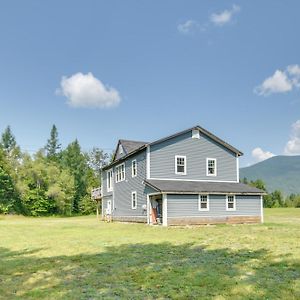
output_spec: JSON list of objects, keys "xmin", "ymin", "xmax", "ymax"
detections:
[
  {"xmin": 132, "ymin": 160, "xmax": 137, "ymax": 177},
  {"xmin": 226, "ymin": 195, "xmax": 236, "ymax": 211},
  {"xmin": 175, "ymin": 155, "xmax": 186, "ymax": 175},
  {"xmin": 107, "ymin": 169, "xmax": 113, "ymax": 192},
  {"xmin": 115, "ymin": 163, "xmax": 125, "ymax": 183},
  {"xmin": 131, "ymin": 191, "xmax": 137, "ymax": 209},
  {"xmin": 198, "ymin": 195, "xmax": 209, "ymax": 211},
  {"xmin": 206, "ymin": 158, "xmax": 217, "ymax": 176},
  {"xmin": 192, "ymin": 129, "xmax": 200, "ymax": 139}
]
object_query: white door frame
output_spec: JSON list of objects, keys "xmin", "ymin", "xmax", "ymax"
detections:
[{"xmin": 147, "ymin": 193, "xmax": 162, "ymax": 225}]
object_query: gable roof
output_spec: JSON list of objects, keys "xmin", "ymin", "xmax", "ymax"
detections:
[
  {"xmin": 103, "ymin": 125, "xmax": 243, "ymax": 170},
  {"xmin": 112, "ymin": 139, "xmax": 148, "ymax": 162},
  {"xmin": 120, "ymin": 139, "xmax": 148, "ymax": 154},
  {"xmin": 144, "ymin": 179, "xmax": 265, "ymax": 195}
]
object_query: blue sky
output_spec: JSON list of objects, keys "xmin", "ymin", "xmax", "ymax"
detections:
[{"xmin": 0, "ymin": 1, "xmax": 299, "ymax": 167}]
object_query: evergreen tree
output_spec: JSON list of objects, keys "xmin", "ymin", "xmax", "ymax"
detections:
[
  {"xmin": 45, "ymin": 125, "xmax": 61, "ymax": 161},
  {"xmin": 87, "ymin": 147, "xmax": 109, "ymax": 180},
  {"xmin": 0, "ymin": 126, "xmax": 16, "ymax": 153},
  {"xmin": 61, "ymin": 139, "xmax": 88, "ymax": 213}
]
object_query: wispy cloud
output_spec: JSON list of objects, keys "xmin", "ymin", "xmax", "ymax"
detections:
[
  {"xmin": 255, "ymin": 65, "xmax": 300, "ymax": 96},
  {"xmin": 252, "ymin": 147, "xmax": 275, "ymax": 162},
  {"xmin": 177, "ymin": 20, "xmax": 202, "ymax": 35},
  {"xmin": 56, "ymin": 72, "xmax": 121, "ymax": 109},
  {"xmin": 210, "ymin": 4, "xmax": 240, "ymax": 26},
  {"xmin": 178, "ymin": 4, "xmax": 240, "ymax": 35},
  {"xmin": 284, "ymin": 120, "xmax": 300, "ymax": 155}
]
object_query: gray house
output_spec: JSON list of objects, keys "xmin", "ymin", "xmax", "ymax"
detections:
[{"xmin": 101, "ymin": 126, "xmax": 264, "ymax": 226}]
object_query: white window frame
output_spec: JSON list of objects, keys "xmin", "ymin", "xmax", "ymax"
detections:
[
  {"xmin": 226, "ymin": 195, "xmax": 236, "ymax": 211},
  {"xmin": 198, "ymin": 194, "xmax": 209, "ymax": 211},
  {"xmin": 131, "ymin": 191, "xmax": 137, "ymax": 209},
  {"xmin": 206, "ymin": 158, "xmax": 217, "ymax": 177},
  {"xmin": 107, "ymin": 169, "xmax": 113, "ymax": 192},
  {"xmin": 131, "ymin": 159, "xmax": 137, "ymax": 178},
  {"xmin": 115, "ymin": 163, "xmax": 125, "ymax": 183},
  {"xmin": 175, "ymin": 155, "xmax": 187, "ymax": 175}
]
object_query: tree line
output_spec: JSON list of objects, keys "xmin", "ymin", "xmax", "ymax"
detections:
[
  {"xmin": 242, "ymin": 178, "xmax": 300, "ymax": 208},
  {"xmin": 0, "ymin": 125, "xmax": 110, "ymax": 216}
]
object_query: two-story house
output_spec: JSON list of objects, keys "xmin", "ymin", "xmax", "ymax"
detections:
[{"xmin": 101, "ymin": 125, "xmax": 264, "ymax": 226}]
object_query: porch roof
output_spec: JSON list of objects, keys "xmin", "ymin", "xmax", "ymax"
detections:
[{"xmin": 144, "ymin": 179, "xmax": 265, "ymax": 195}]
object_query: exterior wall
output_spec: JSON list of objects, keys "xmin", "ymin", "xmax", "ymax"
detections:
[
  {"xmin": 149, "ymin": 130, "xmax": 237, "ymax": 182},
  {"xmin": 112, "ymin": 150, "xmax": 148, "ymax": 222},
  {"xmin": 167, "ymin": 194, "xmax": 262, "ymax": 225},
  {"xmin": 102, "ymin": 195, "xmax": 113, "ymax": 219}
]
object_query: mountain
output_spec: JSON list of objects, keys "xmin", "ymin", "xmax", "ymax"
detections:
[{"xmin": 240, "ymin": 155, "xmax": 300, "ymax": 195}]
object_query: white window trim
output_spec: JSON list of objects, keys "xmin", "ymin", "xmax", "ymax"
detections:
[
  {"xmin": 175, "ymin": 155, "xmax": 187, "ymax": 175},
  {"xmin": 115, "ymin": 163, "xmax": 125, "ymax": 183},
  {"xmin": 107, "ymin": 169, "xmax": 113, "ymax": 192},
  {"xmin": 131, "ymin": 159, "xmax": 137, "ymax": 178},
  {"xmin": 226, "ymin": 195, "xmax": 236, "ymax": 211},
  {"xmin": 198, "ymin": 194, "xmax": 209, "ymax": 211},
  {"xmin": 206, "ymin": 158, "xmax": 217, "ymax": 177},
  {"xmin": 131, "ymin": 191, "xmax": 137, "ymax": 209}
]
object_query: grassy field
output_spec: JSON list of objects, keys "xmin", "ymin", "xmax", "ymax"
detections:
[{"xmin": 0, "ymin": 209, "xmax": 300, "ymax": 299}]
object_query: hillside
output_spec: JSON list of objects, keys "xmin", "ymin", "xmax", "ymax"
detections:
[{"xmin": 240, "ymin": 155, "xmax": 300, "ymax": 195}]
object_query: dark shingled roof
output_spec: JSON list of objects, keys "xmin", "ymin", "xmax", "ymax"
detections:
[
  {"xmin": 119, "ymin": 139, "xmax": 148, "ymax": 154},
  {"xmin": 144, "ymin": 179, "xmax": 265, "ymax": 195}
]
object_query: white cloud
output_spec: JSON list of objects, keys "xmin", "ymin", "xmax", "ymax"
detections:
[
  {"xmin": 255, "ymin": 64, "xmax": 300, "ymax": 96},
  {"xmin": 252, "ymin": 147, "xmax": 275, "ymax": 162},
  {"xmin": 284, "ymin": 120, "xmax": 300, "ymax": 155},
  {"xmin": 177, "ymin": 20, "xmax": 204, "ymax": 34},
  {"xmin": 210, "ymin": 4, "xmax": 240, "ymax": 26},
  {"xmin": 57, "ymin": 72, "xmax": 121, "ymax": 109},
  {"xmin": 254, "ymin": 70, "xmax": 292, "ymax": 96}
]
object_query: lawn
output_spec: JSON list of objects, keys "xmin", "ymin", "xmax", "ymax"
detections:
[{"xmin": 0, "ymin": 209, "xmax": 300, "ymax": 299}]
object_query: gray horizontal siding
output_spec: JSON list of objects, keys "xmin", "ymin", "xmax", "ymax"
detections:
[
  {"xmin": 150, "ymin": 130, "xmax": 237, "ymax": 181},
  {"xmin": 113, "ymin": 150, "xmax": 148, "ymax": 218},
  {"xmin": 167, "ymin": 194, "xmax": 261, "ymax": 218}
]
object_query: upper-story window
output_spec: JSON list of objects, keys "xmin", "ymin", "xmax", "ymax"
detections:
[
  {"xmin": 107, "ymin": 169, "xmax": 113, "ymax": 192},
  {"xmin": 175, "ymin": 155, "xmax": 186, "ymax": 175},
  {"xmin": 206, "ymin": 158, "xmax": 217, "ymax": 176},
  {"xmin": 198, "ymin": 195, "xmax": 209, "ymax": 211},
  {"xmin": 226, "ymin": 195, "xmax": 236, "ymax": 211},
  {"xmin": 115, "ymin": 163, "xmax": 125, "ymax": 183},
  {"xmin": 132, "ymin": 159, "xmax": 137, "ymax": 177}
]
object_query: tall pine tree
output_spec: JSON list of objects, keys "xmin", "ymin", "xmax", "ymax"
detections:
[{"xmin": 45, "ymin": 125, "xmax": 61, "ymax": 161}]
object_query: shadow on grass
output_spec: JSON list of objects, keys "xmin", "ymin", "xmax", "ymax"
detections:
[{"xmin": 0, "ymin": 244, "xmax": 299, "ymax": 299}]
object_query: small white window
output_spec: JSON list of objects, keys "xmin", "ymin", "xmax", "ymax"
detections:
[
  {"xmin": 115, "ymin": 163, "xmax": 125, "ymax": 183},
  {"xmin": 226, "ymin": 195, "xmax": 236, "ymax": 211},
  {"xmin": 131, "ymin": 191, "xmax": 137, "ymax": 209},
  {"xmin": 192, "ymin": 129, "xmax": 200, "ymax": 139},
  {"xmin": 132, "ymin": 160, "xmax": 137, "ymax": 177},
  {"xmin": 198, "ymin": 195, "xmax": 209, "ymax": 211},
  {"xmin": 175, "ymin": 155, "xmax": 186, "ymax": 175},
  {"xmin": 107, "ymin": 169, "xmax": 113, "ymax": 192},
  {"xmin": 206, "ymin": 158, "xmax": 217, "ymax": 176}
]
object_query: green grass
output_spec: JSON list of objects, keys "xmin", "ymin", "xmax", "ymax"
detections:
[{"xmin": 0, "ymin": 209, "xmax": 300, "ymax": 299}]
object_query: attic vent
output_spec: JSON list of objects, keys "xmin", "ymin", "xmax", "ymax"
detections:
[
  {"xmin": 192, "ymin": 129, "xmax": 200, "ymax": 139},
  {"xmin": 119, "ymin": 144, "xmax": 124, "ymax": 154}
]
